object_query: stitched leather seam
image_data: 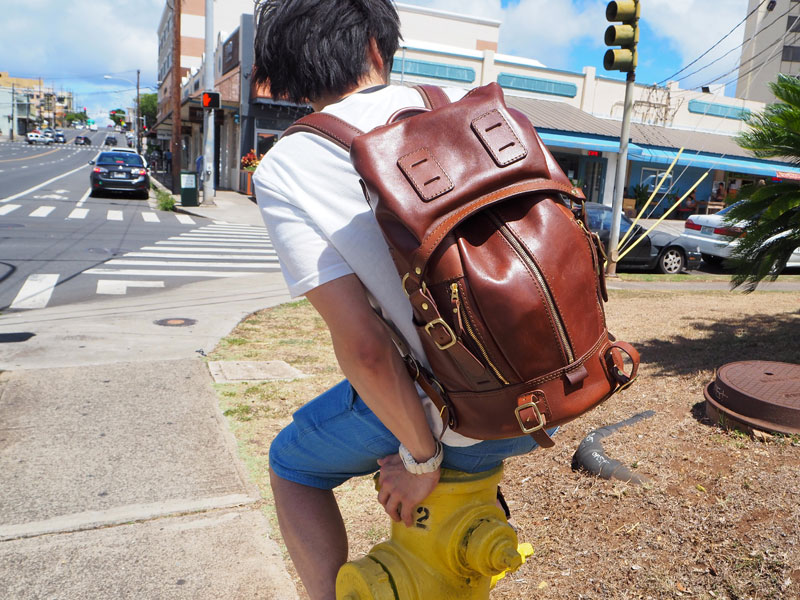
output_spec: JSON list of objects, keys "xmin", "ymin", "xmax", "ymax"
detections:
[
  {"xmin": 471, "ymin": 109, "xmax": 526, "ymax": 166},
  {"xmin": 490, "ymin": 220, "xmax": 565, "ymax": 368},
  {"xmin": 397, "ymin": 147, "xmax": 454, "ymax": 201},
  {"xmin": 415, "ymin": 180, "xmax": 578, "ymax": 272}
]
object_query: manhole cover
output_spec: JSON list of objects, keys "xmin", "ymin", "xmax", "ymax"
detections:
[
  {"xmin": 705, "ymin": 360, "xmax": 800, "ymax": 435},
  {"xmin": 154, "ymin": 318, "xmax": 197, "ymax": 327}
]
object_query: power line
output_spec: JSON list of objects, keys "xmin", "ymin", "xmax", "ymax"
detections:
[
  {"xmin": 671, "ymin": 2, "xmax": 796, "ymax": 85},
  {"xmin": 656, "ymin": 0, "xmax": 769, "ymax": 85}
]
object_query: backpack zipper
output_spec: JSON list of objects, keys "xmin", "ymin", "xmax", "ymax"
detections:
[
  {"xmin": 487, "ymin": 211, "xmax": 575, "ymax": 365},
  {"xmin": 451, "ymin": 282, "xmax": 510, "ymax": 385}
]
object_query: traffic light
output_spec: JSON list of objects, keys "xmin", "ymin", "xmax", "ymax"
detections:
[
  {"xmin": 201, "ymin": 91, "xmax": 220, "ymax": 109},
  {"xmin": 604, "ymin": 0, "xmax": 639, "ymax": 72}
]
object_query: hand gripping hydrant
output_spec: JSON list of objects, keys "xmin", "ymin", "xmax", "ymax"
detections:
[{"xmin": 336, "ymin": 465, "xmax": 533, "ymax": 600}]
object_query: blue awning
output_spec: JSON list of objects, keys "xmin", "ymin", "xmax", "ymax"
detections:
[
  {"xmin": 538, "ymin": 131, "xmax": 622, "ymax": 153},
  {"xmin": 628, "ymin": 146, "xmax": 800, "ymax": 178}
]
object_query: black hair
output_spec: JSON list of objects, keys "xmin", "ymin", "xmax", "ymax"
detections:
[{"xmin": 253, "ymin": 0, "xmax": 401, "ymax": 104}]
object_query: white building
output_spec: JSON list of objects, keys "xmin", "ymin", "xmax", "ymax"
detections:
[{"xmin": 736, "ymin": 0, "xmax": 800, "ymax": 104}]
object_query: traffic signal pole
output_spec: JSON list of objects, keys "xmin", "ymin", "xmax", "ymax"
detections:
[
  {"xmin": 202, "ymin": 0, "xmax": 215, "ymax": 204},
  {"xmin": 606, "ymin": 71, "xmax": 635, "ymax": 275},
  {"xmin": 603, "ymin": 0, "xmax": 640, "ymax": 277}
]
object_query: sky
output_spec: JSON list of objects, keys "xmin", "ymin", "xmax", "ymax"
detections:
[{"xmin": 3, "ymin": 0, "xmax": 751, "ymax": 126}]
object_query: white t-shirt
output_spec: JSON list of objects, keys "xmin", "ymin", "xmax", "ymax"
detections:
[{"xmin": 254, "ymin": 85, "xmax": 477, "ymax": 446}]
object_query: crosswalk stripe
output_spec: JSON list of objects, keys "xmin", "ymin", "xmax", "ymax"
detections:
[
  {"xmin": 193, "ymin": 229, "xmax": 268, "ymax": 236},
  {"xmin": 9, "ymin": 273, "xmax": 59, "ymax": 309},
  {"xmin": 142, "ymin": 212, "xmax": 160, "ymax": 223},
  {"xmin": 0, "ymin": 204, "xmax": 21, "ymax": 216},
  {"xmin": 106, "ymin": 259, "xmax": 277, "ymax": 268},
  {"xmin": 173, "ymin": 235, "xmax": 270, "ymax": 242},
  {"xmin": 67, "ymin": 208, "xmax": 88, "ymax": 219},
  {"xmin": 84, "ymin": 268, "xmax": 260, "ymax": 277},
  {"xmin": 175, "ymin": 214, "xmax": 195, "ymax": 225},
  {"xmin": 29, "ymin": 206, "xmax": 55, "ymax": 217},
  {"xmin": 96, "ymin": 280, "xmax": 165, "ymax": 295},
  {"xmin": 156, "ymin": 240, "xmax": 272, "ymax": 247},
  {"xmin": 125, "ymin": 252, "xmax": 279, "ymax": 260},
  {"xmin": 107, "ymin": 210, "xmax": 123, "ymax": 221},
  {"xmin": 140, "ymin": 246, "xmax": 275, "ymax": 254}
]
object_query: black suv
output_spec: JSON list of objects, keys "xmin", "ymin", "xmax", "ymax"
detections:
[{"xmin": 104, "ymin": 135, "xmax": 118, "ymax": 146}]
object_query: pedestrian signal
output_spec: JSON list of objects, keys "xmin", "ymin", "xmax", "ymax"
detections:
[{"xmin": 201, "ymin": 91, "xmax": 220, "ymax": 109}]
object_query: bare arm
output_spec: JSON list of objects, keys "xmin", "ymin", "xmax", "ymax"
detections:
[{"xmin": 305, "ymin": 274, "xmax": 440, "ymax": 525}]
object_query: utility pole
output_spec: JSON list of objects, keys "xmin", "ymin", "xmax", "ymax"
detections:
[
  {"xmin": 171, "ymin": 0, "xmax": 182, "ymax": 193},
  {"xmin": 10, "ymin": 83, "xmax": 15, "ymax": 142},
  {"xmin": 136, "ymin": 69, "xmax": 141, "ymax": 154},
  {"xmin": 202, "ymin": 0, "xmax": 215, "ymax": 204},
  {"xmin": 603, "ymin": 0, "xmax": 640, "ymax": 277}
]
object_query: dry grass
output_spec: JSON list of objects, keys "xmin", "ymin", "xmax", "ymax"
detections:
[{"xmin": 209, "ymin": 290, "xmax": 800, "ymax": 600}]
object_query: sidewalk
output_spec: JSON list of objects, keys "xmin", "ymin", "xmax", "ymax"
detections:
[
  {"xmin": 0, "ymin": 188, "xmax": 297, "ymax": 597},
  {"xmin": 150, "ymin": 174, "xmax": 263, "ymax": 227}
]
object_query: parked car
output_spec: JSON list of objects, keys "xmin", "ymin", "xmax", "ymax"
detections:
[
  {"xmin": 74, "ymin": 135, "xmax": 92, "ymax": 145},
  {"xmin": 585, "ymin": 202, "xmax": 701, "ymax": 274},
  {"xmin": 89, "ymin": 151, "xmax": 150, "ymax": 199},
  {"xmin": 104, "ymin": 135, "xmax": 118, "ymax": 146},
  {"xmin": 54, "ymin": 132, "xmax": 66, "ymax": 143},
  {"xmin": 680, "ymin": 201, "xmax": 800, "ymax": 268},
  {"xmin": 26, "ymin": 132, "xmax": 53, "ymax": 145},
  {"xmin": 109, "ymin": 147, "xmax": 147, "ymax": 168}
]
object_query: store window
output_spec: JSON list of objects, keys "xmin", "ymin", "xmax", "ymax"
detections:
[{"xmin": 256, "ymin": 131, "xmax": 278, "ymax": 157}]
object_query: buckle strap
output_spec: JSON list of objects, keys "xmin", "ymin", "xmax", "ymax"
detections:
[
  {"xmin": 516, "ymin": 391, "xmax": 555, "ymax": 448},
  {"xmin": 605, "ymin": 340, "xmax": 640, "ymax": 390}
]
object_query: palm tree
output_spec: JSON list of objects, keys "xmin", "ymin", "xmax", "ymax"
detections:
[{"xmin": 729, "ymin": 74, "xmax": 800, "ymax": 291}]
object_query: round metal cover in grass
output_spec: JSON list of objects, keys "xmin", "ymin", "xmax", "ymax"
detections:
[{"xmin": 704, "ymin": 360, "xmax": 800, "ymax": 435}]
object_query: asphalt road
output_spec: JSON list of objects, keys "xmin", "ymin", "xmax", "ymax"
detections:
[{"xmin": 0, "ymin": 131, "xmax": 279, "ymax": 311}]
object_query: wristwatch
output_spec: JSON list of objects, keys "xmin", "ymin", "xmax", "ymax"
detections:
[{"xmin": 398, "ymin": 441, "xmax": 443, "ymax": 474}]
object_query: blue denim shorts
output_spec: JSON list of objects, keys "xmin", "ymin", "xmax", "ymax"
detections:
[{"xmin": 269, "ymin": 379, "xmax": 557, "ymax": 490}]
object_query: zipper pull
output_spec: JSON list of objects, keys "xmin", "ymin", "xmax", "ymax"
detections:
[{"xmin": 450, "ymin": 282, "xmax": 463, "ymax": 336}]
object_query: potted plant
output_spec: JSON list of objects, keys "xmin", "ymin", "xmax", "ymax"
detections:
[{"xmin": 239, "ymin": 149, "xmax": 263, "ymax": 195}]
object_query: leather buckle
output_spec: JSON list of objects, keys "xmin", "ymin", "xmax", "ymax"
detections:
[
  {"xmin": 515, "ymin": 400, "xmax": 546, "ymax": 434},
  {"xmin": 425, "ymin": 318, "xmax": 457, "ymax": 350}
]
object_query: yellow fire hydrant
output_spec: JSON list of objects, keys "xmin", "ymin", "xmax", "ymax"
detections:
[{"xmin": 336, "ymin": 465, "xmax": 532, "ymax": 600}]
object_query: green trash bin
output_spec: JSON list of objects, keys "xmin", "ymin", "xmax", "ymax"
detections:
[{"xmin": 180, "ymin": 171, "xmax": 198, "ymax": 207}]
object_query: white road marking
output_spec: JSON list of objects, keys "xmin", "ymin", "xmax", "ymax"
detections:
[
  {"xmin": 142, "ymin": 212, "xmax": 159, "ymax": 223},
  {"xmin": 67, "ymin": 208, "xmax": 88, "ymax": 219},
  {"xmin": 155, "ymin": 240, "xmax": 271, "ymax": 247},
  {"xmin": 106, "ymin": 259, "xmax": 276, "ymax": 268},
  {"xmin": 84, "ymin": 268, "xmax": 258, "ymax": 277},
  {"xmin": 32, "ymin": 193, "xmax": 67, "ymax": 200},
  {"xmin": 29, "ymin": 206, "xmax": 56, "ymax": 217},
  {"xmin": 194, "ymin": 229, "xmax": 267, "ymax": 237},
  {"xmin": 0, "ymin": 204, "xmax": 21, "ymax": 216},
  {"xmin": 140, "ymin": 246, "xmax": 275, "ymax": 254},
  {"xmin": 0, "ymin": 163, "xmax": 90, "ymax": 203},
  {"xmin": 9, "ymin": 274, "xmax": 59, "ymax": 309},
  {"xmin": 96, "ymin": 280, "xmax": 165, "ymax": 295},
  {"xmin": 174, "ymin": 235, "xmax": 269, "ymax": 241},
  {"xmin": 76, "ymin": 187, "xmax": 91, "ymax": 207},
  {"xmin": 107, "ymin": 210, "xmax": 123, "ymax": 221},
  {"xmin": 125, "ymin": 252, "xmax": 279, "ymax": 260},
  {"xmin": 175, "ymin": 214, "xmax": 195, "ymax": 225}
]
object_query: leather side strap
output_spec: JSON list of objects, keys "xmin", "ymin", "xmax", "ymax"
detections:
[
  {"xmin": 606, "ymin": 340, "xmax": 640, "ymax": 389},
  {"xmin": 282, "ymin": 113, "xmax": 364, "ymax": 151},
  {"xmin": 415, "ymin": 85, "xmax": 451, "ymax": 110}
]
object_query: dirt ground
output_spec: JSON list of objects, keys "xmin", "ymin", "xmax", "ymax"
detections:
[{"xmin": 210, "ymin": 288, "xmax": 800, "ymax": 600}]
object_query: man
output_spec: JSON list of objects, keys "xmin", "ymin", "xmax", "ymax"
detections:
[{"xmin": 252, "ymin": 2, "xmax": 548, "ymax": 598}]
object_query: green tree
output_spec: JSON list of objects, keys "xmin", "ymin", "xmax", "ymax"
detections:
[
  {"xmin": 139, "ymin": 93, "xmax": 157, "ymax": 130},
  {"xmin": 65, "ymin": 111, "xmax": 88, "ymax": 124},
  {"xmin": 730, "ymin": 74, "xmax": 800, "ymax": 291}
]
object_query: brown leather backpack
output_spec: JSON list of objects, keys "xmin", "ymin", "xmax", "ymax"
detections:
[{"xmin": 285, "ymin": 82, "xmax": 639, "ymax": 448}]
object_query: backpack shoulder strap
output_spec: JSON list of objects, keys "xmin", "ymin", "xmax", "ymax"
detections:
[
  {"xmin": 414, "ymin": 85, "xmax": 451, "ymax": 110},
  {"xmin": 282, "ymin": 112, "xmax": 363, "ymax": 151}
]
